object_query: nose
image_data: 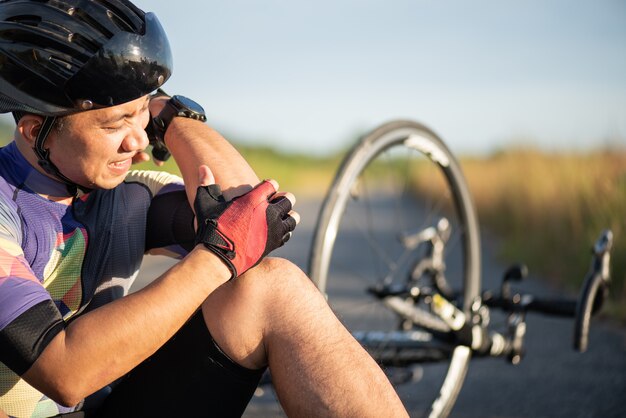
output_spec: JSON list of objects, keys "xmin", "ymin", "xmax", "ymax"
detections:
[{"xmin": 121, "ymin": 121, "xmax": 149, "ymax": 153}]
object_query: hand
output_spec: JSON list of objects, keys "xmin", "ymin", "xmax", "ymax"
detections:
[
  {"xmin": 148, "ymin": 93, "xmax": 169, "ymax": 116},
  {"xmin": 129, "ymin": 94, "xmax": 171, "ymax": 167},
  {"xmin": 131, "ymin": 150, "xmax": 150, "ymax": 165},
  {"xmin": 194, "ymin": 174, "xmax": 299, "ymax": 278},
  {"xmin": 130, "ymin": 149, "xmax": 166, "ymax": 167},
  {"xmin": 145, "ymin": 93, "xmax": 171, "ymax": 164}
]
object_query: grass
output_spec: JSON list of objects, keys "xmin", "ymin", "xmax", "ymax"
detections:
[{"xmin": 459, "ymin": 148, "xmax": 626, "ymax": 321}]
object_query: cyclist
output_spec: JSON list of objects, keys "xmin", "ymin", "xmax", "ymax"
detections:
[{"xmin": 0, "ymin": 1, "xmax": 407, "ymax": 417}]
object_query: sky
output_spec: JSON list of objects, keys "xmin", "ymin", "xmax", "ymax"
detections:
[
  {"xmin": 132, "ymin": 0, "xmax": 626, "ymax": 155},
  {"xmin": 8, "ymin": 0, "xmax": 626, "ymax": 156}
]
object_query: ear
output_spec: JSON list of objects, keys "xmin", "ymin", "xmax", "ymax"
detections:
[{"xmin": 16, "ymin": 114, "xmax": 44, "ymax": 147}]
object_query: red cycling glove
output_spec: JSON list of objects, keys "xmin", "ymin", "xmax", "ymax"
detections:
[{"xmin": 194, "ymin": 180, "xmax": 297, "ymax": 278}]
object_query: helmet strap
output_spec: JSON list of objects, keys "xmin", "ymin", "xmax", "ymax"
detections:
[{"xmin": 32, "ymin": 116, "xmax": 90, "ymax": 197}]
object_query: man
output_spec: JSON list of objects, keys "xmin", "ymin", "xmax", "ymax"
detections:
[{"xmin": 0, "ymin": 1, "xmax": 408, "ymax": 417}]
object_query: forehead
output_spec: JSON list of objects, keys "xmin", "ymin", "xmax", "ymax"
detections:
[{"xmin": 68, "ymin": 95, "xmax": 150, "ymax": 125}]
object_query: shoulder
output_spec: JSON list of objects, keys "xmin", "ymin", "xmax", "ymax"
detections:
[
  {"xmin": 124, "ymin": 170, "xmax": 184, "ymax": 198},
  {"xmin": 0, "ymin": 177, "xmax": 21, "ymax": 244}
]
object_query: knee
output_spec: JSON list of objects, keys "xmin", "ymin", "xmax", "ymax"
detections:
[
  {"xmin": 257, "ymin": 256, "xmax": 302, "ymax": 275},
  {"xmin": 236, "ymin": 257, "xmax": 322, "ymax": 303}
]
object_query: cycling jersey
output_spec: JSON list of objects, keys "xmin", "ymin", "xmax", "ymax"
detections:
[{"xmin": 0, "ymin": 141, "xmax": 194, "ymax": 417}]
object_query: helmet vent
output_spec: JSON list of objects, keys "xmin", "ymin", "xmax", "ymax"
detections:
[
  {"xmin": 106, "ymin": 8, "xmax": 135, "ymax": 32},
  {"xmin": 67, "ymin": 32, "xmax": 100, "ymax": 54},
  {"xmin": 71, "ymin": 8, "xmax": 114, "ymax": 38},
  {"xmin": 101, "ymin": 1, "xmax": 144, "ymax": 33},
  {"xmin": 6, "ymin": 14, "xmax": 42, "ymax": 27},
  {"xmin": 49, "ymin": 55, "xmax": 73, "ymax": 72}
]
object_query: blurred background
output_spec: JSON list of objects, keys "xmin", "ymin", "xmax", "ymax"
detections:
[{"xmin": 1, "ymin": 0, "xmax": 624, "ymax": 316}]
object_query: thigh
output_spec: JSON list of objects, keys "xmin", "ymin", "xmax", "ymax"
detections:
[{"xmin": 95, "ymin": 310, "xmax": 265, "ymax": 418}]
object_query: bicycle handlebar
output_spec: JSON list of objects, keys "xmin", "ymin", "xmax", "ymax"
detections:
[
  {"xmin": 482, "ymin": 229, "xmax": 612, "ymax": 356},
  {"xmin": 523, "ymin": 296, "xmax": 577, "ymax": 317},
  {"xmin": 482, "ymin": 293, "xmax": 577, "ymax": 316}
]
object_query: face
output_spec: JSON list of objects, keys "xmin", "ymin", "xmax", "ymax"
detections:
[{"xmin": 45, "ymin": 96, "xmax": 151, "ymax": 190}]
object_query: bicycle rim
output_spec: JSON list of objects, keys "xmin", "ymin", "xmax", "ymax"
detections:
[{"xmin": 309, "ymin": 120, "xmax": 481, "ymax": 418}]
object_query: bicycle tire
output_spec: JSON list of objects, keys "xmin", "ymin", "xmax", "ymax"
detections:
[
  {"xmin": 574, "ymin": 229, "xmax": 612, "ymax": 353},
  {"xmin": 573, "ymin": 274, "xmax": 605, "ymax": 352},
  {"xmin": 308, "ymin": 120, "xmax": 481, "ymax": 418}
]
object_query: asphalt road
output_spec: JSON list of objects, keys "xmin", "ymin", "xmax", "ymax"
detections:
[{"xmin": 134, "ymin": 198, "xmax": 626, "ymax": 418}]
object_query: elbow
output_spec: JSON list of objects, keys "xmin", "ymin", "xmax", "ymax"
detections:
[
  {"xmin": 23, "ymin": 370, "xmax": 88, "ymax": 408},
  {"xmin": 22, "ymin": 369, "xmax": 91, "ymax": 407},
  {"xmin": 22, "ymin": 371, "xmax": 85, "ymax": 408},
  {"xmin": 58, "ymin": 396, "xmax": 83, "ymax": 410},
  {"xmin": 45, "ymin": 384, "xmax": 85, "ymax": 409},
  {"xmin": 19, "ymin": 374, "xmax": 85, "ymax": 408}
]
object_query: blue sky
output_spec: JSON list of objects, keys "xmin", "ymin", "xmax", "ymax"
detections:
[
  {"xmin": 26, "ymin": 1, "xmax": 626, "ymax": 155},
  {"xmin": 135, "ymin": 0, "xmax": 625, "ymax": 155}
]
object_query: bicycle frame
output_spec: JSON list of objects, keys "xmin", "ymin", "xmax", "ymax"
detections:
[{"xmin": 352, "ymin": 226, "xmax": 613, "ymax": 368}]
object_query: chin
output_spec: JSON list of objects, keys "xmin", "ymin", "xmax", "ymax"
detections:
[{"xmin": 90, "ymin": 177, "xmax": 125, "ymax": 190}]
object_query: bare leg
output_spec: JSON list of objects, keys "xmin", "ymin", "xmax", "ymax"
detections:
[{"xmin": 201, "ymin": 257, "xmax": 408, "ymax": 418}]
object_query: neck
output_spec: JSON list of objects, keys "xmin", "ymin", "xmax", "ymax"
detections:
[{"xmin": 12, "ymin": 139, "xmax": 77, "ymax": 199}]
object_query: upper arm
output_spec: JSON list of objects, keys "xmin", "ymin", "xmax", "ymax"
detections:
[
  {"xmin": 0, "ymin": 201, "xmax": 65, "ymax": 377},
  {"xmin": 125, "ymin": 170, "xmax": 196, "ymax": 257}
]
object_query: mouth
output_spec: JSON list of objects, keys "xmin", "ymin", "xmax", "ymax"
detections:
[{"xmin": 108, "ymin": 157, "xmax": 132, "ymax": 174}]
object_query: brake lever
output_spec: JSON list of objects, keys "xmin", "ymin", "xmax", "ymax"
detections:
[{"xmin": 573, "ymin": 229, "xmax": 613, "ymax": 352}]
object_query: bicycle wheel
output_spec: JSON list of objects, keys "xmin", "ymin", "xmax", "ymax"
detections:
[{"xmin": 308, "ymin": 120, "xmax": 481, "ymax": 418}]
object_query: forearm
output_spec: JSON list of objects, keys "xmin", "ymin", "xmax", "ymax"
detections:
[
  {"xmin": 23, "ymin": 247, "xmax": 229, "ymax": 406},
  {"xmin": 165, "ymin": 118, "xmax": 259, "ymax": 201}
]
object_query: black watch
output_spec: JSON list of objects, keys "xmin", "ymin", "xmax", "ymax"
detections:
[
  {"xmin": 154, "ymin": 95, "xmax": 207, "ymax": 133},
  {"xmin": 148, "ymin": 95, "xmax": 207, "ymax": 161}
]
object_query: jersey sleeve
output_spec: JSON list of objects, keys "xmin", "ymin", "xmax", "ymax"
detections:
[
  {"xmin": 0, "ymin": 199, "xmax": 65, "ymax": 376},
  {"xmin": 125, "ymin": 170, "xmax": 196, "ymax": 257}
]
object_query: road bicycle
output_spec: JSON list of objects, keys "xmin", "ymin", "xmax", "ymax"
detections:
[{"xmin": 306, "ymin": 120, "xmax": 613, "ymax": 418}]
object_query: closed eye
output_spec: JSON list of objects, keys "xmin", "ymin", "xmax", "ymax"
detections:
[{"xmin": 103, "ymin": 125, "xmax": 123, "ymax": 132}]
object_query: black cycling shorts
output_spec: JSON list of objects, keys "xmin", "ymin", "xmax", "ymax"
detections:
[{"xmin": 92, "ymin": 310, "xmax": 266, "ymax": 417}]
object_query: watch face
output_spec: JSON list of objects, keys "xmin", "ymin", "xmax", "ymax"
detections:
[{"xmin": 173, "ymin": 95, "xmax": 205, "ymax": 114}]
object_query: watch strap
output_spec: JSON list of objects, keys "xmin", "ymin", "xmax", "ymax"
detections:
[{"xmin": 147, "ymin": 94, "xmax": 206, "ymax": 161}]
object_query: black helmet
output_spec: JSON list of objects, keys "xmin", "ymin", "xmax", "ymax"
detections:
[
  {"xmin": 0, "ymin": 0, "xmax": 173, "ymax": 116},
  {"xmin": 0, "ymin": 0, "xmax": 174, "ymax": 195}
]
